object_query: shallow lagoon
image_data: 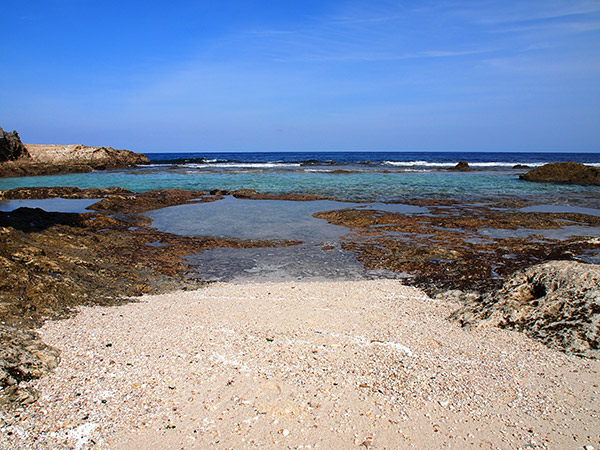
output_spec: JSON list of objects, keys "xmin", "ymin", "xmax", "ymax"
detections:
[{"xmin": 1, "ymin": 166, "xmax": 600, "ymax": 206}]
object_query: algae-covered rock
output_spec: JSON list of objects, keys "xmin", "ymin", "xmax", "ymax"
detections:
[{"xmin": 519, "ymin": 162, "xmax": 600, "ymax": 186}]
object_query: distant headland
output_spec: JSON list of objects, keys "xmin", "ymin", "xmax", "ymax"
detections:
[{"xmin": 0, "ymin": 126, "xmax": 149, "ymax": 177}]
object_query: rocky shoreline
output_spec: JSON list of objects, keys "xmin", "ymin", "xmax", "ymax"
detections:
[
  {"xmin": 0, "ymin": 189, "xmax": 302, "ymax": 404},
  {"xmin": 0, "ymin": 127, "xmax": 149, "ymax": 178},
  {"xmin": 1, "ymin": 182, "xmax": 600, "ymax": 406}
]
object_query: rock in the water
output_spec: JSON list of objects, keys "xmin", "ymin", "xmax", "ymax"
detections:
[
  {"xmin": 452, "ymin": 161, "xmax": 471, "ymax": 171},
  {"xmin": 519, "ymin": 162, "xmax": 600, "ymax": 186},
  {"xmin": 449, "ymin": 261, "xmax": 600, "ymax": 358},
  {"xmin": 0, "ymin": 325, "xmax": 60, "ymax": 404},
  {"xmin": 0, "ymin": 127, "xmax": 30, "ymax": 162}
]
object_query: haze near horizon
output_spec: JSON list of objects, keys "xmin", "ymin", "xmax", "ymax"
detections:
[{"xmin": 1, "ymin": 1, "xmax": 599, "ymax": 153}]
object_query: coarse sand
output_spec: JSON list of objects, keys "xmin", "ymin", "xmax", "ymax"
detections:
[{"xmin": 1, "ymin": 280, "xmax": 598, "ymax": 449}]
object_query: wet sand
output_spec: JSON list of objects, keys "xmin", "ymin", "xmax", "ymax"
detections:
[{"xmin": 1, "ymin": 280, "xmax": 598, "ymax": 449}]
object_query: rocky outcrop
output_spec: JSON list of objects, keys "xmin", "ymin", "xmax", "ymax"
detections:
[
  {"xmin": 519, "ymin": 162, "xmax": 600, "ymax": 186},
  {"xmin": 0, "ymin": 127, "xmax": 149, "ymax": 177},
  {"xmin": 453, "ymin": 161, "xmax": 471, "ymax": 171},
  {"xmin": 0, "ymin": 127, "xmax": 30, "ymax": 162},
  {"xmin": 0, "ymin": 326, "xmax": 60, "ymax": 405},
  {"xmin": 449, "ymin": 261, "xmax": 600, "ymax": 359},
  {"xmin": 24, "ymin": 144, "xmax": 149, "ymax": 168}
]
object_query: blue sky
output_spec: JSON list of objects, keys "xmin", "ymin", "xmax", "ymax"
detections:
[{"xmin": 1, "ymin": 0, "xmax": 599, "ymax": 152}]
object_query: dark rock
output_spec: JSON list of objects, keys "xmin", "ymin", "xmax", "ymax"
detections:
[
  {"xmin": 0, "ymin": 186, "xmax": 134, "ymax": 200},
  {"xmin": 453, "ymin": 161, "xmax": 471, "ymax": 171},
  {"xmin": 513, "ymin": 164, "xmax": 530, "ymax": 169},
  {"xmin": 231, "ymin": 189, "xmax": 328, "ymax": 201},
  {"xmin": 89, "ymin": 189, "xmax": 214, "ymax": 213},
  {"xmin": 0, "ymin": 127, "xmax": 30, "ymax": 162},
  {"xmin": 449, "ymin": 261, "xmax": 600, "ymax": 358},
  {"xmin": 0, "ymin": 325, "xmax": 60, "ymax": 404},
  {"xmin": 519, "ymin": 162, "xmax": 600, "ymax": 186}
]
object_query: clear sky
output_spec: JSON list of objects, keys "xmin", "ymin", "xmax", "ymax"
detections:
[{"xmin": 1, "ymin": 0, "xmax": 599, "ymax": 152}]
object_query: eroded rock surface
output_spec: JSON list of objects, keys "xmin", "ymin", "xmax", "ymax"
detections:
[
  {"xmin": 449, "ymin": 261, "xmax": 600, "ymax": 358},
  {"xmin": 0, "ymin": 127, "xmax": 149, "ymax": 177},
  {"xmin": 0, "ymin": 326, "xmax": 60, "ymax": 405},
  {"xmin": 0, "ymin": 128, "xmax": 30, "ymax": 162},
  {"xmin": 25, "ymin": 144, "xmax": 149, "ymax": 168},
  {"xmin": 520, "ymin": 162, "xmax": 600, "ymax": 186}
]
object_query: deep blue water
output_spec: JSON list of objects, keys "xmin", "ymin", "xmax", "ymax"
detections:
[{"xmin": 146, "ymin": 151, "xmax": 600, "ymax": 169}]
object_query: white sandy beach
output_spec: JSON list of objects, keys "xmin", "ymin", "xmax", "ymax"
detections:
[{"xmin": 1, "ymin": 280, "xmax": 598, "ymax": 449}]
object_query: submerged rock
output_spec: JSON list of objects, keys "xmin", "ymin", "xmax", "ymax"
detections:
[
  {"xmin": 519, "ymin": 162, "xmax": 600, "ymax": 186},
  {"xmin": 449, "ymin": 260, "xmax": 600, "ymax": 358},
  {"xmin": 0, "ymin": 186, "xmax": 134, "ymax": 200},
  {"xmin": 89, "ymin": 189, "xmax": 214, "ymax": 213}
]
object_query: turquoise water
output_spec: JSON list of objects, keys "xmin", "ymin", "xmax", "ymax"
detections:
[
  {"xmin": 1, "ymin": 166, "xmax": 599, "ymax": 206},
  {"xmin": 0, "ymin": 198, "xmax": 98, "ymax": 213},
  {"xmin": 2, "ymin": 150, "xmax": 599, "ymax": 281},
  {"xmin": 145, "ymin": 197, "xmax": 427, "ymax": 241}
]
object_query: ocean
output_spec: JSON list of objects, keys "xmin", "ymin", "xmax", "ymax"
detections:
[{"xmin": 1, "ymin": 151, "xmax": 600, "ymax": 205}]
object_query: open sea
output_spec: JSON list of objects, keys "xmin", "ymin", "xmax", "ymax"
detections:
[{"xmin": 1, "ymin": 151, "xmax": 600, "ymax": 205}]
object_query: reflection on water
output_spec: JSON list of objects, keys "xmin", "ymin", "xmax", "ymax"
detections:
[
  {"xmin": 185, "ymin": 244, "xmax": 408, "ymax": 283},
  {"xmin": 146, "ymin": 197, "xmax": 425, "ymax": 281},
  {"xmin": 519, "ymin": 204, "xmax": 600, "ymax": 217},
  {"xmin": 145, "ymin": 197, "xmax": 359, "ymax": 242},
  {"xmin": 145, "ymin": 197, "xmax": 427, "ymax": 242},
  {"xmin": 0, "ymin": 198, "xmax": 99, "ymax": 213},
  {"xmin": 146, "ymin": 196, "xmax": 600, "ymax": 281},
  {"xmin": 479, "ymin": 226, "xmax": 600, "ymax": 240}
]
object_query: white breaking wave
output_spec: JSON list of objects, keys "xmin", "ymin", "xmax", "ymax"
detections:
[
  {"xmin": 468, "ymin": 162, "xmax": 544, "ymax": 167},
  {"xmin": 383, "ymin": 161, "xmax": 546, "ymax": 168},
  {"xmin": 184, "ymin": 162, "xmax": 302, "ymax": 169},
  {"xmin": 383, "ymin": 160, "xmax": 440, "ymax": 167}
]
